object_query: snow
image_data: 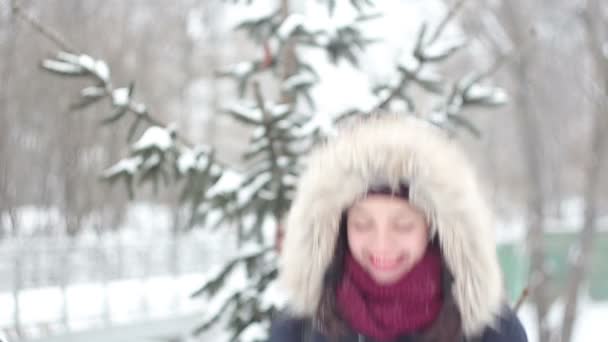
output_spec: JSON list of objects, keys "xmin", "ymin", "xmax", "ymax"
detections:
[
  {"xmin": 187, "ymin": 8, "xmax": 205, "ymax": 40},
  {"xmin": 282, "ymin": 72, "xmax": 317, "ymax": 91},
  {"xmin": 226, "ymin": 102, "xmax": 261, "ymax": 123},
  {"xmin": 239, "ymin": 321, "xmax": 268, "ymax": 342},
  {"xmin": 487, "ymin": 89, "xmax": 508, "ymax": 105},
  {"xmin": 177, "ymin": 146, "xmax": 213, "ymax": 174},
  {"xmin": 131, "ymin": 102, "xmax": 147, "ymax": 115},
  {"xmin": 415, "ymin": 66, "xmax": 442, "ymax": 84},
  {"xmin": 270, "ymin": 103, "xmax": 291, "ymax": 117},
  {"xmin": 237, "ymin": 172, "xmax": 272, "ymax": 204},
  {"xmin": 311, "ymin": 111, "xmax": 338, "ymax": 136},
  {"xmin": 131, "ymin": 126, "xmax": 174, "ymax": 152},
  {"xmin": 398, "ymin": 54, "xmax": 421, "ymax": 73},
  {"xmin": 259, "ymin": 279, "xmax": 288, "ymax": 311},
  {"xmin": 278, "ymin": 14, "xmax": 305, "ymax": 40},
  {"xmin": 0, "ymin": 210, "xmax": 238, "ymax": 339},
  {"xmin": 93, "ymin": 60, "xmax": 110, "ymax": 82},
  {"xmin": 422, "ymin": 35, "xmax": 467, "ymax": 60},
  {"xmin": 252, "ymin": 127, "xmax": 266, "ymax": 140},
  {"xmin": 80, "ymin": 87, "xmax": 105, "ymax": 98},
  {"xmin": 17, "ymin": 287, "xmax": 63, "ymax": 324},
  {"xmin": 102, "ymin": 156, "xmax": 143, "ymax": 178},
  {"xmin": 224, "ymin": 0, "xmax": 276, "ymax": 30},
  {"xmin": 200, "ymin": 263, "xmax": 248, "ymax": 324},
  {"xmin": 41, "ymin": 60, "xmax": 84, "ymax": 75},
  {"xmin": 230, "ymin": 62, "xmax": 254, "ymax": 77},
  {"xmin": 428, "ymin": 109, "xmax": 447, "ymax": 125},
  {"xmin": 78, "ymin": 55, "xmax": 96, "ymax": 71},
  {"xmin": 52, "ymin": 52, "xmax": 110, "ymax": 81},
  {"xmin": 210, "ymin": 164, "xmax": 223, "ymax": 177},
  {"xmin": 518, "ymin": 301, "xmax": 608, "ymax": 342},
  {"xmin": 226, "ymin": 102, "xmax": 291, "ymax": 123},
  {"xmin": 111, "ymin": 88, "xmax": 130, "ymax": 107},
  {"xmin": 55, "ymin": 51, "xmax": 80, "ymax": 64},
  {"xmin": 282, "ymin": 174, "xmax": 298, "ymax": 187},
  {"xmin": 276, "ymin": 156, "xmax": 289, "ymax": 168},
  {"xmin": 177, "ymin": 149, "xmax": 197, "ymax": 174},
  {"xmin": 465, "ymin": 84, "xmax": 508, "ymax": 105},
  {"xmin": 206, "ymin": 170, "xmax": 244, "ymax": 198},
  {"xmin": 237, "ymin": 241, "xmax": 270, "ymax": 259},
  {"xmin": 0, "ymin": 274, "xmax": 207, "ymax": 335},
  {"xmin": 298, "ymin": 3, "xmax": 363, "ymax": 38}
]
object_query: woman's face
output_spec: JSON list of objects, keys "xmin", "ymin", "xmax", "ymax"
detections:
[{"xmin": 346, "ymin": 194, "xmax": 429, "ymax": 285}]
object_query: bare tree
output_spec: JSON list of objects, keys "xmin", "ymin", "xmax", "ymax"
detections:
[
  {"xmin": 466, "ymin": 1, "xmax": 607, "ymax": 341},
  {"xmin": 560, "ymin": 1, "xmax": 608, "ymax": 341}
]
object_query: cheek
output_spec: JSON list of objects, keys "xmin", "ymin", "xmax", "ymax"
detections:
[
  {"xmin": 403, "ymin": 228, "xmax": 430, "ymax": 258},
  {"xmin": 346, "ymin": 229, "xmax": 364, "ymax": 253}
]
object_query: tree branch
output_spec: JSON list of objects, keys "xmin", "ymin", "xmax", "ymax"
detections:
[
  {"xmin": 426, "ymin": 0, "xmax": 468, "ymax": 47},
  {"xmin": 13, "ymin": 0, "xmax": 195, "ymax": 149},
  {"xmin": 12, "ymin": 0, "xmax": 78, "ymax": 53}
]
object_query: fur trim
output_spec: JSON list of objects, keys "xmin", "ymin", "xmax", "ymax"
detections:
[{"xmin": 278, "ymin": 114, "xmax": 504, "ymax": 337}]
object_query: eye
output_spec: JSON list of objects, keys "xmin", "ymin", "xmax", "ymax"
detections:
[
  {"xmin": 395, "ymin": 222, "xmax": 415, "ymax": 232},
  {"xmin": 349, "ymin": 220, "xmax": 370, "ymax": 232}
]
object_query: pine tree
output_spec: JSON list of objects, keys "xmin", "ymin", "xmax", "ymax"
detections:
[{"xmin": 29, "ymin": 0, "xmax": 508, "ymax": 341}]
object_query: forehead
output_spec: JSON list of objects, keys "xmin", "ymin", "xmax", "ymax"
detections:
[{"xmin": 349, "ymin": 194, "xmax": 416, "ymax": 215}]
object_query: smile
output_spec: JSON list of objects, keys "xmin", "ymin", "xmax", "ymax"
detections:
[{"xmin": 369, "ymin": 255, "xmax": 402, "ymax": 270}]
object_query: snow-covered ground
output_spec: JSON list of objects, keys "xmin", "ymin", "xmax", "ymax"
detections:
[
  {"xmin": 519, "ymin": 301, "xmax": 607, "ymax": 342},
  {"xmin": 0, "ymin": 274, "xmax": 207, "ymax": 341}
]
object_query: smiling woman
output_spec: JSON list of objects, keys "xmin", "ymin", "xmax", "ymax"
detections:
[
  {"xmin": 346, "ymin": 187, "xmax": 429, "ymax": 285},
  {"xmin": 270, "ymin": 114, "xmax": 528, "ymax": 342}
]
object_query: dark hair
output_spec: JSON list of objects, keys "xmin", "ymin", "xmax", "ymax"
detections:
[
  {"xmin": 367, "ymin": 182, "xmax": 410, "ymax": 199},
  {"xmin": 314, "ymin": 207, "xmax": 465, "ymax": 342},
  {"xmin": 314, "ymin": 212, "xmax": 350, "ymax": 339}
]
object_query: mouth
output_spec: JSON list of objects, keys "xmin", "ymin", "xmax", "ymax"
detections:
[{"xmin": 369, "ymin": 255, "xmax": 402, "ymax": 270}]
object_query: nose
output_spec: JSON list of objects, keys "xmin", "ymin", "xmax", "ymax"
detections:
[{"xmin": 370, "ymin": 223, "xmax": 394, "ymax": 254}]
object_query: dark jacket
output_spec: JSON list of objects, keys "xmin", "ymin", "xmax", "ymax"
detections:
[{"xmin": 269, "ymin": 306, "xmax": 527, "ymax": 342}]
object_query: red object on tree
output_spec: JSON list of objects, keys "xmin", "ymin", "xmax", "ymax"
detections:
[{"xmin": 275, "ymin": 221, "xmax": 285, "ymax": 254}]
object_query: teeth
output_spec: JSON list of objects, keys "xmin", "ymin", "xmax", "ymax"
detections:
[{"xmin": 371, "ymin": 256, "xmax": 398, "ymax": 268}]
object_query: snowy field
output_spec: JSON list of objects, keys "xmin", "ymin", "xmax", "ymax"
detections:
[
  {"xmin": 519, "ymin": 302, "xmax": 607, "ymax": 342},
  {"xmin": 0, "ymin": 274, "xmax": 207, "ymax": 342}
]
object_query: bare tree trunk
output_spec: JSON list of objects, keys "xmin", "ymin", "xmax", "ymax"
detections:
[
  {"xmin": 499, "ymin": 3, "xmax": 554, "ymax": 341},
  {"xmin": 0, "ymin": 0, "xmax": 19, "ymax": 240},
  {"xmin": 279, "ymin": 0, "xmax": 297, "ymax": 104},
  {"xmin": 513, "ymin": 58, "xmax": 553, "ymax": 342},
  {"xmin": 560, "ymin": 2, "xmax": 608, "ymax": 341},
  {"xmin": 202, "ymin": 0, "xmax": 222, "ymax": 145}
]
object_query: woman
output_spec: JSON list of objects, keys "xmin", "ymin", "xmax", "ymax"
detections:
[{"xmin": 270, "ymin": 115, "xmax": 527, "ymax": 342}]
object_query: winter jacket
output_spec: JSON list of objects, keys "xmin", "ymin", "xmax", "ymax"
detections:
[
  {"xmin": 272, "ymin": 115, "xmax": 528, "ymax": 342},
  {"xmin": 269, "ymin": 306, "xmax": 527, "ymax": 342}
]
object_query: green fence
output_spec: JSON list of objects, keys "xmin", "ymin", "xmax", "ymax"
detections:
[{"xmin": 498, "ymin": 231, "xmax": 608, "ymax": 302}]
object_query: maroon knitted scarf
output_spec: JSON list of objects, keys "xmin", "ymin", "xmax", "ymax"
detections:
[{"xmin": 336, "ymin": 245, "xmax": 443, "ymax": 341}]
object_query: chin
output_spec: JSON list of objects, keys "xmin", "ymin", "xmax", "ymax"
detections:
[
  {"xmin": 368, "ymin": 268, "xmax": 409, "ymax": 285},
  {"xmin": 369, "ymin": 269, "xmax": 406, "ymax": 285}
]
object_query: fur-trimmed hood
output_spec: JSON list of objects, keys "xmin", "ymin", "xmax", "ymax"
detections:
[{"xmin": 278, "ymin": 114, "xmax": 504, "ymax": 337}]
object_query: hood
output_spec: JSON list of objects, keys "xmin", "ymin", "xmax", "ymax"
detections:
[{"xmin": 278, "ymin": 114, "xmax": 504, "ymax": 337}]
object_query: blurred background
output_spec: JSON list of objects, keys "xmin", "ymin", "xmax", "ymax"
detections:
[{"xmin": 0, "ymin": 0, "xmax": 607, "ymax": 341}]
